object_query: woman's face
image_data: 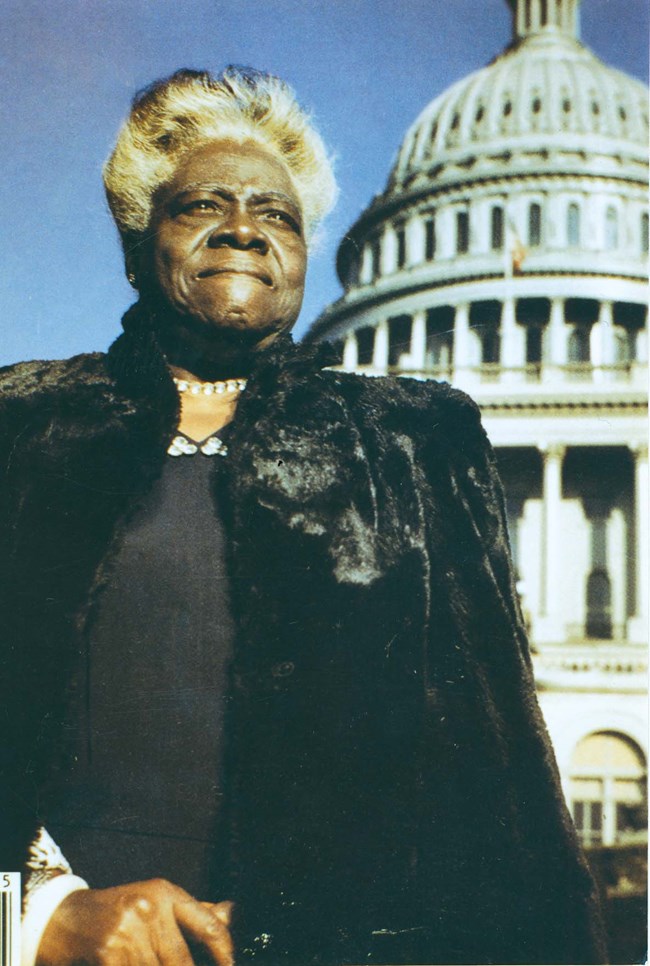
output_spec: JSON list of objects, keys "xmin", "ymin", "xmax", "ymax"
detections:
[{"xmin": 143, "ymin": 139, "xmax": 307, "ymax": 345}]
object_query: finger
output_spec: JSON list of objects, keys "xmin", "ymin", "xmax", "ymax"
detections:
[
  {"xmin": 153, "ymin": 920, "xmax": 196, "ymax": 966},
  {"xmin": 127, "ymin": 926, "xmax": 161, "ymax": 966},
  {"xmin": 125, "ymin": 939, "xmax": 159, "ymax": 966},
  {"xmin": 174, "ymin": 895, "xmax": 234, "ymax": 966},
  {"xmin": 104, "ymin": 910, "xmax": 160, "ymax": 966},
  {"xmin": 201, "ymin": 901, "xmax": 234, "ymax": 926},
  {"xmin": 96, "ymin": 942, "xmax": 130, "ymax": 966},
  {"xmin": 126, "ymin": 902, "xmax": 165, "ymax": 966}
]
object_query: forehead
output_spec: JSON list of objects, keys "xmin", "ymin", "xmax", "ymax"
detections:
[{"xmin": 163, "ymin": 139, "xmax": 300, "ymax": 204}]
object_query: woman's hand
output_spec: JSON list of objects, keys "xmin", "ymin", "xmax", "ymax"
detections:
[{"xmin": 36, "ymin": 879, "xmax": 234, "ymax": 966}]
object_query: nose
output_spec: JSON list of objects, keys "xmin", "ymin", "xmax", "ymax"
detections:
[{"xmin": 207, "ymin": 207, "xmax": 269, "ymax": 254}]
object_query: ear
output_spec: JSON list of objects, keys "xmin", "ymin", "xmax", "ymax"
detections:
[{"xmin": 125, "ymin": 250, "xmax": 140, "ymax": 290}]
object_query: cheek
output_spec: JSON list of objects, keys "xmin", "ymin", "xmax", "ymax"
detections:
[
  {"xmin": 153, "ymin": 245, "xmax": 189, "ymax": 299},
  {"xmin": 286, "ymin": 251, "xmax": 307, "ymax": 291}
]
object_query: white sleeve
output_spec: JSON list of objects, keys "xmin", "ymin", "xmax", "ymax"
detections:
[{"xmin": 21, "ymin": 827, "xmax": 89, "ymax": 966}]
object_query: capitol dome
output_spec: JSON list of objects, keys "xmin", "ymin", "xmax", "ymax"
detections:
[
  {"xmin": 310, "ymin": 0, "xmax": 648, "ymax": 339},
  {"xmin": 390, "ymin": 8, "xmax": 647, "ymax": 198}
]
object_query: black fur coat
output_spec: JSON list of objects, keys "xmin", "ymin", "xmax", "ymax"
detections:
[{"xmin": 0, "ymin": 325, "xmax": 606, "ymax": 964}]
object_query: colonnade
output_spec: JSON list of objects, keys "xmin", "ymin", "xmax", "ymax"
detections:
[
  {"xmin": 341, "ymin": 296, "xmax": 647, "ymax": 382},
  {"xmin": 512, "ymin": 443, "xmax": 647, "ymax": 644}
]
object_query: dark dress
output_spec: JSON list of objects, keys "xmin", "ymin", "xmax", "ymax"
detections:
[{"xmin": 48, "ymin": 440, "xmax": 235, "ymax": 900}]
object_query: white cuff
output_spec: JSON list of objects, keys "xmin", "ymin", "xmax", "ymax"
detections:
[{"xmin": 21, "ymin": 874, "xmax": 89, "ymax": 966}]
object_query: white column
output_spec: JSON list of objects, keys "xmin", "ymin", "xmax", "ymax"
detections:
[
  {"xmin": 536, "ymin": 443, "xmax": 566, "ymax": 643},
  {"xmin": 590, "ymin": 300, "xmax": 614, "ymax": 383},
  {"xmin": 452, "ymin": 302, "xmax": 476, "ymax": 386},
  {"xmin": 381, "ymin": 225, "xmax": 397, "ymax": 276},
  {"xmin": 635, "ymin": 323, "xmax": 648, "ymax": 363},
  {"xmin": 407, "ymin": 216, "xmax": 425, "ymax": 267},
  {"xmin": 566, "ymin": 0, "xmax": 576, "ymax": 33},
  {"xmin": 372, "ymin": 319, "xmax": 389, "ymax": 371},
  {"xmin": 633, "ymin": 324, "xmax": 648, "ymax": 389},
  {"xmin": 360, "ymin": 243, "xmax": 373, "ymax": 285},
  {"xmin": 530, "ymin": 0, "xmax": 541, "ymax": 30},
  {"xmin": 410, "ymin": 310, "xmax": 427, "ymax": 371},
  {"xmin": 453, "ymin": 303, "xmax": 469, "ymax": 369},
  {"xmin": 628, "ymin": 443, "xmax": 648, "ymax": 643},
  {"xmin": 602, "ymin": 775, "xmax": 617, "ymax": 847},
  {"xmin": 343, "ymin": 332, "xmax": 358, "ymax": 370},
  {"xmin": 501, "ymin": 296, "xmax": 526, "ymax": 383},
  {"xmin": 544, "ymin": 297, "xmax": 566, "ymax": 381},
  {"xmin": 516, "ymin": 0, "xmax": 525, "ymax": 36},
  {"xmin": 438, "ymin": 207, "xmax": 455, "ymax": 259}
]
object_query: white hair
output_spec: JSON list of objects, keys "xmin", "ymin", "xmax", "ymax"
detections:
[{"xmin": 103, "ymin": 67, "xmax": 338, "ymax": 246}]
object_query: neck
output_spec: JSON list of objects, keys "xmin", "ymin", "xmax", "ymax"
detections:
[{"xmin": 129, "ymin": 296, "xmax": 288, "ymax": 382}]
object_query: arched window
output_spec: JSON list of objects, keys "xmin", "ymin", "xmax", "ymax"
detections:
[
  {"xmin": 371, "ymin": 237, "xmax": 381, "ymax": 279},
  {"xmin": 605, "ymin": 206, "xmax": 618, "ymax": 250},
  {"xmin": 456, "ymin": 210, "xmax": 469, "ymax": 254},
  {"xmin": 641, "ymin": 212, "xmax": 649, "ymax": 254},
  {"xmin": 491, "ymin": 206, "xmax": 504, "ymax": 250},
  {"xmin": 528, "ymin": 203, "xmax": 542, "ymax": 247},
  {"xmin": 425, "ymin": 216, "xmax": 436, "ymax": 261},
  {"xmin": 395, "ymin": 224, "xmax": 407, "ymax": 270},
  {"xmin": 570, "ymin": 732, "xmax": 647, "ymax": 847},
  {"xmin": 567, "ymin": 203, "xmax": 580, "ymax": 246}
]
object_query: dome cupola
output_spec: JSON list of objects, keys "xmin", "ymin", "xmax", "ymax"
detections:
[{"xmin": 508, "ymin": 0, "xmax": 580, "ymax": 40}]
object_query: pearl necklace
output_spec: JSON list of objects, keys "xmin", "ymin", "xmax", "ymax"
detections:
[
  {"xmin": 169, "ymin": 376, "xmax": 245, "ymax": 457},
  {"xmin": 173, "ymin": 376, "xmax": 247, "ymax": 396}
]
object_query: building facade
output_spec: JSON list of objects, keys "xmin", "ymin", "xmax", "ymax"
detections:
[{"xmin": 308, "ymin": 0, "xmax": 648, "ymax": 924}]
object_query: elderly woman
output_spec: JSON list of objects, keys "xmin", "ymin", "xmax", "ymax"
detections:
[{"xmin": 1, "ymin": 68, "xmax": 606, "ymax": 966}]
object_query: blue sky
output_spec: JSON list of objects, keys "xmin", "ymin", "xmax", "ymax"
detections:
[{"xmin": 2, "ymin": 0, "xmax": 647, "ymax": 365}]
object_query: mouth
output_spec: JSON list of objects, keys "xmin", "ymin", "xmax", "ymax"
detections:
[{"xmin": 197, "ymin": 267, "xmax": 273, "ymax": 286}]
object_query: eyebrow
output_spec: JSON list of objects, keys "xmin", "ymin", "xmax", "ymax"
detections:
[{"xmin": 171, "ymin": 184, "xmax": 302, "ymax": 213}]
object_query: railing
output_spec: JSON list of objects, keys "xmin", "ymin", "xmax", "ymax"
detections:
[
  {"xmin": 419, "ymin": 362, "xmax": 639, "ymax": 386},
  {"xmin": 344, "ymin": 360, "xmax": 643, "ymax": 388},
  {"xmin": 565, "ymin": 622, "xmax": 628, "ymax": 644}
]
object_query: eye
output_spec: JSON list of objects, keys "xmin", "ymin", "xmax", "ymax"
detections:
[
  {"xmin": 182, "ymin": 199, "xmax": 221, "ymax": 214},
  {"xmin": 170, "ymin": 195, "xmax": 225, "ymax": 218},
  {"xmin": 263, "ymin": 209, "xmax": 302, "ymax": 233}
]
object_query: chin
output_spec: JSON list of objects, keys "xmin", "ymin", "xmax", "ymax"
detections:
[{"xmin": 189, "ymin": 311, "xmax": 289, "ymax": 355}]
